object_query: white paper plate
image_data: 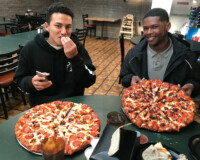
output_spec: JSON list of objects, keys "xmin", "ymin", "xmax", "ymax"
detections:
[{"xmin": 84, "ymin": 138, "xmax": 100, "ymax": 160}]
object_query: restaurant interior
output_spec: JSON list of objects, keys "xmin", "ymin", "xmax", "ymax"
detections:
[{"xmin": 0, "ymin": 0, "xmax": 200, "ymax": 160}]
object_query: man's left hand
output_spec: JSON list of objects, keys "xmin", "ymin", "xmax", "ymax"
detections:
[
  {"xmin": 61, "ymin": 37, "xmax": 78, "ymax": 58},
  {"xmin": 181, "ymin": 83, "xmax": 194, "ymax": 96}
]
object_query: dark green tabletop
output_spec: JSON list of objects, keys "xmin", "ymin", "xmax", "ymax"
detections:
[
  {"xmin": 130, "ymin": 35, "xmax": 143, "ymax": 45},
  {"xmin": 0, "ymin": 37, "xmax": 29, "ymax": 54},
  {"xmin": 0, "ymin": 30, "xmax": 37, "ymax": 54},
  {"xmin": 0, "ymin": 20, "xmax": 14, "ymax": 25},
  {"xmin": 7, "ymin": 30, "xmax": 37, "ymax": 40},
  {"xmin": 0, "ymin": 29, "xmax": 76, "ymax": 54},
  {"xmin": 0, "ymin": 95, "xmax": 199, "ymax": 160}
]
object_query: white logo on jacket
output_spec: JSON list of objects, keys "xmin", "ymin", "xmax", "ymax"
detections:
[{"xmin": 66, "ymin": 62, "xmax": 72, "ymax": 72}]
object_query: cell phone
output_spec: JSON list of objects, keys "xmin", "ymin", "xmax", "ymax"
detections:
[{"xmin": 36, "ymin": 71, "xmax": 48, "ymax": 82}]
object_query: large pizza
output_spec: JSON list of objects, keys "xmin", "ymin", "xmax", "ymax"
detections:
[
  {"xmin": 15, "ymin": 101, "xmax": 101, "ymax": 155},
  {"xmin": 121, "ymin": 79, "xmax": 196, "ymax": 132}
]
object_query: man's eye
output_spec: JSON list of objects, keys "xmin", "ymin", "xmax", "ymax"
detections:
[
  {"xmin": 56, "ymin": 25, "xmax": 61, "ymax": 28},
  {"xmin": 152, "ymin": 26, "xmax": 157, "ymax": 29},
  {"xmin": 66, "ymin": 26, "xmax": 72, "ymax": 29}
]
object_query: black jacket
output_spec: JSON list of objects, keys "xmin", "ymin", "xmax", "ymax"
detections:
[
  {"xmin": 14, "ymin": 31, "xmax": 96, "ymax": 107},
  {"xmin": 120, "ymin": 33, "xmax": 200, "ymax": 97}
]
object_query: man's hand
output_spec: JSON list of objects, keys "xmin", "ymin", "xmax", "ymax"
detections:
[
  {"xmin": 61, "ymin": 37, "xmax": 78, "ymax": 58},
  {"xmin": 32, "ymin": 74, "xmax": 52, "ymax": 91},
  {"xmin": 181, "ymin": 83, "xmax": 194, "ymax": 96},
  {"xmin": 131, "ymin": 76, "xmax": 144, "ymax": 85}
]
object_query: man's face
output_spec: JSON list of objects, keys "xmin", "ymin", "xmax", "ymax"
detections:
[
  {"xmin": 143, "ymin": 16, "xmax": 171, "ymax": 47},
  {"xmin": 44, "ymin": 13, "xmax": 72, "ymax": 47}
]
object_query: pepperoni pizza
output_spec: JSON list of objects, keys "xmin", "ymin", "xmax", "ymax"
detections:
[
  {"xmin": 121, "ymin": 79, "xmax": 196, "ymax": 132},
  {"xmin": 15, "ymin": 101, "xmax": 101, "ymax": 155}
]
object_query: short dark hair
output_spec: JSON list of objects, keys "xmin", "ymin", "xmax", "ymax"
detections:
[
  {"xmin": 46, "ymin": 2, "xmax": 74, "ymax": 24},
  {"xmin": 143, "ymin": 8, "xmax": 169, "ymax": 22}
]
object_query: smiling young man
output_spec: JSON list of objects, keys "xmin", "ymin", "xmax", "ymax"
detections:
[
  {"xmin": 120, "ymin": 8, "xmax": 199, "ymax": 97},
  {"xmin": 14, "ymin": 2, "xmax": 96, "ymax": 107}
]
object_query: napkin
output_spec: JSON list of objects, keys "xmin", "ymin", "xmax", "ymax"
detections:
[
  {"xmin": 90, "ymin": 123, "xmax": 140, "ymax": 160},
  {"xmin": 89, "ymin": 124, "xmax": 119, "ymax": 160}
]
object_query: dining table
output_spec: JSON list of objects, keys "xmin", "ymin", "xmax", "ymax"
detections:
[
  {"xmin": 130, "ymin": 35, "xmax": 143, "ymax": 45},
  {"xmin": 0, "ymin": 95, "xmax": 200, "ymax": 160},
  {"xmin": 85, "ymin": 17, "xmax": 120, "ymax": 40},
  {"xmin": 0, "ymin": 28, "xmax": 77, "ymax": 55},
  {"xmin": 0, "ymin": 30, "xmax": 37, "ymax": 55},
  {"xmin": 0, "ymin": 20, "xmax": 14, "ymax": 32},
  {"xmin": 6, "ymin": 30, "xmax": 38, "ymax": 41}
]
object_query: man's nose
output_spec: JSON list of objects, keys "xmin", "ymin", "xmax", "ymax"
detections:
[
  {"xmin": 61, "ymin": 27, "xmax": 67, "ymax": 34},
  {"xmin": 146, "ymin": 28, "xmax": 153, "ymax": 34}
]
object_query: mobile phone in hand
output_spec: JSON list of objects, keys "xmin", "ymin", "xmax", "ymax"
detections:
[{"xmin": 36, "ymin": 71, "xmax": 48, "ymax": 82}]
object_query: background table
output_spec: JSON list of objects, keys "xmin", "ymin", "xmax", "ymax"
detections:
[
  {"xmin": 130, "ymin": 35, "xmax": 143, "ymax": 45},
  {"xmin": 0, "ymin": 95, "xmax": 199, "ymax": 160},
  {"xmin": 85, "ymin": 17, "xmax": 120, "ymax": 40},
  {"xmin": 0, "ymin": 37, "xmax": 28, "ymax": 54},
  {"xmin": 0, "ymin": 29, "xmax": 76, "ymax": 54},
  {"xmin": 0, "ymin": 30, "xmax": 37, "ymax": 54},
  {"xmin": 7, "ymin": 30, "xmax": 37, "ymax": 40},
  {"xmin": 0, "ymin": 20, "xmax": 14, "ymax": 32}
]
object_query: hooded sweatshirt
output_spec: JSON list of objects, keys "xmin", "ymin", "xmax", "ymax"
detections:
[{"xmin": 14, "ymin": 31, "xmax": 96, "ymax": 107}]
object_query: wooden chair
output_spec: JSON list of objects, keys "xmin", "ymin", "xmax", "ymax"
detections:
[
  {"xmin": 119, "ymin": 34, "xmax": 125, "ymax": 84},
  {"xmin": 0, "ymin": 48, "xmax": 26, "ymax": 119},
  {"xmin": 75, "ymin": 28, "xmax": 87, "ymax": 46},
  {"xmin": 82, "ymin": 14, "xmax": 96, "ymax": 37}
]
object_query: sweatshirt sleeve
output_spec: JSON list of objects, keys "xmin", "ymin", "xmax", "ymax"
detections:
[
  {"xmin": 119, "ymin": 50, "xmax": 135, "ymax": 88},
  {"xmin": 14, "ymin": 46, "xmax": 36, "ymax": 93},
  {"xmin": 184, "ymin": 51, "xmax": 200, "ymax": 97},
  {"xmin": 69, "ymin": 42, "xmax": 96, "ymax": 88}
]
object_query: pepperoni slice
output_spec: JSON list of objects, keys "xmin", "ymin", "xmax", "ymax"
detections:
[
  {"xmin": 72, "ymin": 140, "xmax": 81, "ymax": 147},
  {"xmin": 77, "ymin": 132, "xmax": 85, "ymax": 138}
]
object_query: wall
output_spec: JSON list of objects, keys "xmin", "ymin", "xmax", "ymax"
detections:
[
  {"xmin": 58, "ymin": 0, "xmax": 152, "ymax": 38},
  {"xmin": 1, "ymin": 0, "xmax": 192, "ymax": 38},
  {"xmin": 169, "ymin": 0, "xmax": 193, "ymax": 34},
  {"xmin": 0, "ymin": 0, "xmax": 53, "ymax": 32}
]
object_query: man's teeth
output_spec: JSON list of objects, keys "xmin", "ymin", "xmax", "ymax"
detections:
[{"xmin": 148, "ymin": 37, "xmax": 155, "ymax": 40}]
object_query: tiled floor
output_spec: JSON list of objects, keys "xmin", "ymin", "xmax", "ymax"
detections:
[{"xmin": 0, "ymin": 36, "xmax": 133, "ymax": 124}]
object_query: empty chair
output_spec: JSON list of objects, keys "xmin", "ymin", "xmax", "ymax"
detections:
[
  {"xmin": 10, "ymin": 15, "xmax": 31, "ymax": 33},
  {"xmin": 0, "ymin": 48, "xmax": 26, "ymax": 119},
  {"xmin": 82, "ymin": 14, "xmax": 96, "ymax": 37},
  {"xmin": 75, "ymin": 28, "xmax": 87, "ymax": 46},
  {"xmin": 30, "ymin": 16, "xmax": 45, "ymax": 30}
]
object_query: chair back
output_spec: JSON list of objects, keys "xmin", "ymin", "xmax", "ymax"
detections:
[
  {"xmin": 16, "ymin": 15, "xmax": 30, "ymax": 25},
  {"xmin": 37, "ymin": 14, "xmax": 46, "ymax": 22},
  {"xmin": 0, "ymin": 48, "xmax": 20, "ymax": 76},
  {"xmin": 75, "ymin": 28, "xmax": 87, "ymax": 46},
  {"xmin": 82, "ymin": 14, "xmax": 89, "ymax": 27},
  {"xmin": 30, "ymin": 16, "xmax": 45, "ymax": 30},
  {"xmin": 119, "ymin": 34, "xmax": 125, "ymax": 84},
  {"xmin": 120, "ymin": 34, "xmax": 125, "ymax": 64}
]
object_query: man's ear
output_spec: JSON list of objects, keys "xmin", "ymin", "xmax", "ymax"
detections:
[
  {"xmin": 44, "ymin": 22, "xmax": 49, "ymax": 32},
  {"xmin": 166, "ymin": 22, "xmax": 171, "ymax": 31}
]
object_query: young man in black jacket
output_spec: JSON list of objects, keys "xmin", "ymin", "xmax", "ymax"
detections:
[
  {"xmin": 120, "ymin": 8, "xmax": 199, "ymax": 97},
  {"xmin": 14, "ymin": 3, "xmax": 96, "ymax": 107}
]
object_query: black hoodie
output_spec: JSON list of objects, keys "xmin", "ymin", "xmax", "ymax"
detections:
[
  {"xmin": 120, "ymin": 33, "xmax": 200, "ymax": 97},
  {"xmin": 14, "ymin": 31, "xmax": 96, "ymax": 107}
]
